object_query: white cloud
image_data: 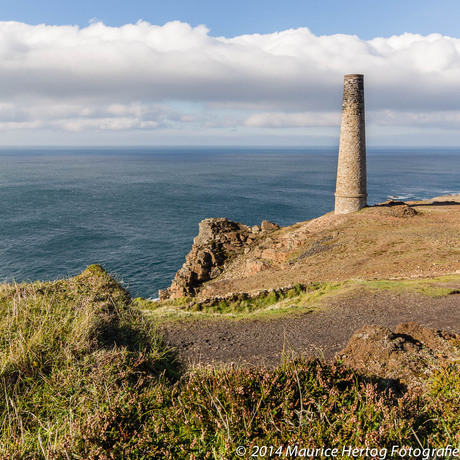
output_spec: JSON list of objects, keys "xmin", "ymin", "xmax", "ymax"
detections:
[
  {"xmin": 370, "ymin": 109, "xmax": 460, "ymax": 129},
  {"xmin": 245, "ymin": 112, "xmax": 340, "ymax": 128},
  {"xmin": 0, "ymin": 99, "xmax": 174, "ymax": 132},
  {"xmin": 53, "ymin": 117, "xmax": 159, "ymax": 132},
  {"xmin": 1, "ymin": 20, "xmax": 460, "ymax": 142}
]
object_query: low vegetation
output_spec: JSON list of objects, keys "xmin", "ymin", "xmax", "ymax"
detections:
[
  {"xmin": 0, "ymin": 268, "xmax": 459, "ymax": 458},
  {"xmin": 137, "ymin": 275, "xmax": 460, "ymax": 322},
  {"xmin": 0, "ymin": 265, "xmax": 178, "ymax": 458}
]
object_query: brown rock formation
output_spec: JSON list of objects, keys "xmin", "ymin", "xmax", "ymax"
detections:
[
  {"xmin": 336, "ymin": 322, "xmax": 460, "ymax": 389},
  {"xmin": 159, "ymin": 218, "xmax": 256, "ymax": 299},
  {"xmin": 261, "ymin": 220, "xmax": 280, "ymax": 232}
]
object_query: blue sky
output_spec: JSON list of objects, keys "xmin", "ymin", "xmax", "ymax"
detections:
[
  {"xmin": 1, "ymin": 0, "xmax": 460, "ymax": 146},
  {"xmin": 3, "ymin": 0, "xmax": 460, "ymax": 39}
]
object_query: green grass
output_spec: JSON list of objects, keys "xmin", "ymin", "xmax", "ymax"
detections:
[
  {"xmin": 356, "ymin": 275, "xmax": 460, "ymax": 297},
  {"xmin": 1, "ymin": 268, "xmax": 459, "ymax": 458},
  {"xmin": 135, "ymin": 282, "xmax": 347, "ymax": 323},
  {"xmin": 0, "ymin": 265, "xmax": 178, "ymax": 458},
  {"xmin": 138, "ymin": 275, "xmax": 460, "ymax": 323}
]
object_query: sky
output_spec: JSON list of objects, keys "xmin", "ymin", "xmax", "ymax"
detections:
[{"xmin": 2, "ymin": 0, "xmax": 460, "ymax": 146}]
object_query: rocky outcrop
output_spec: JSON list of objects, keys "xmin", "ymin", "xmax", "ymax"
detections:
[
  {"xmin": 160, "ymin": 217, "xmax": 282, "ymax": 299},
  {"xmin": 178, "ymin": 283, "xmax": 309, "ymax": 311},
  {"xmin": 373, "ymin": 200, "xmax": 418, "ymax": 217},
  {"xmin": 261, "ymin": 220, "xmax": 280, "ymax": 232},
  {"xmin": 336, "ymin": 322, "xmax": 460, "ymax": 390},
  {"xmin": 159, "ymin": 218, "xmax": 254, "ymax": 299}
]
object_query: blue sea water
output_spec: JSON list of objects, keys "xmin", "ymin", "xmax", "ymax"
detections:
[{"xmin": 0, "ymin": 146, "xmax": 459, "ymax": 298}]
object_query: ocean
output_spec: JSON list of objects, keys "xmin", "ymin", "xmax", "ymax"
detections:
[{"xmin": 0, "ymin": 147, "xmax": 459, "ymax": 298}]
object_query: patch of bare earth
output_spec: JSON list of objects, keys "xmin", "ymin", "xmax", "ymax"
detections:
[
  {"xmin": 337, "ymin": 321, "xmax": 460, "ymax": 391},
  {"xmin": 160, "ymin": 288, "xmax": 460, "ymax": 368}
]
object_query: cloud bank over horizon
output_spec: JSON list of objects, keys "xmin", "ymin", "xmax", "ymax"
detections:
[{"xmin": 2, "ymin": 20, "xmax": 460, "ymax": 145}]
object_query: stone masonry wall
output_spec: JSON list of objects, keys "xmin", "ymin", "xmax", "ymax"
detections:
[{"xmin": 335, "ymin": 74, "xmax": 367, "ymax": 214}]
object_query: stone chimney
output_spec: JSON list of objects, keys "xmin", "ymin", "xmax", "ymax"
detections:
[{"xmin": 334, "ymin": 74, "xmax": 367, "ymax": 214}]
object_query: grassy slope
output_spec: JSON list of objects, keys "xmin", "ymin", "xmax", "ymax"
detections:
[
  {"xmin": 1, "ymin": 267, "xmax": 459, "ymax": 458},
  {"xmin": 0, "ymin": 265, "xmax": 177, "ymax": 458}
]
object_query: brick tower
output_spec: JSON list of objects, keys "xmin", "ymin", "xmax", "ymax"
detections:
[{"xmin": 334, "ymin": 74, "xmax": 367, "ymax": 214}]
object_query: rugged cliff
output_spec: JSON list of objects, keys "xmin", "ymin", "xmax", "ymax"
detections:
[
  {"xmin": 161, "ymin": 196, "xmax": 460, "ymax": 300},
  {"xmin": 159, "ymin": 217, "xmax": 279, "ymax": 299}
]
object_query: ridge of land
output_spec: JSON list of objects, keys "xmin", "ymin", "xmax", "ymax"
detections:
[{"xmin": 162, "ymin": 195, "xmax": 460, "ymax": 301}]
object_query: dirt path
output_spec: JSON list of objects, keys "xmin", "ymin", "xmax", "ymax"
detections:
[{"xmin": 160, "ymin": 290, "xmax": 460, "ymax": 368}]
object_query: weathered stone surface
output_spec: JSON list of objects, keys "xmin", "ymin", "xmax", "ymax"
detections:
[
  {"xmin": 246, "ymin": 259, "xmax": 271, "ymax": 275},
  {"xmin": 335, "ymin": 74, "xmax": 367, "ymax": 214},
  {"xmin": 160, "ymin": 218, "xmax": 253, "ymax": 299},
  {"xmin": 336, "ymin": 322, "xmax": 460, "ymax": 390},
  {"xmin": 261, "ymin": 220, "xmax": 280, "ymax": 232}
]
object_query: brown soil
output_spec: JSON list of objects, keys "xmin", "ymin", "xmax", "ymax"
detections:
[{"xmin": 160, "ymin": 288, "xmax": 460, "ymax": 368}]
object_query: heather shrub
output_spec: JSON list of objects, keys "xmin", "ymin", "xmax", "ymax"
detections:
[{"xmin": 0, "ymin": 265, "xmax": 177, "ymax": 458}]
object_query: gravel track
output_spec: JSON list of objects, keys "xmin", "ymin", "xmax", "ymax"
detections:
[{"xmin": 160, "ymin": 290, "xmax": 460, "ymax": 368}]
